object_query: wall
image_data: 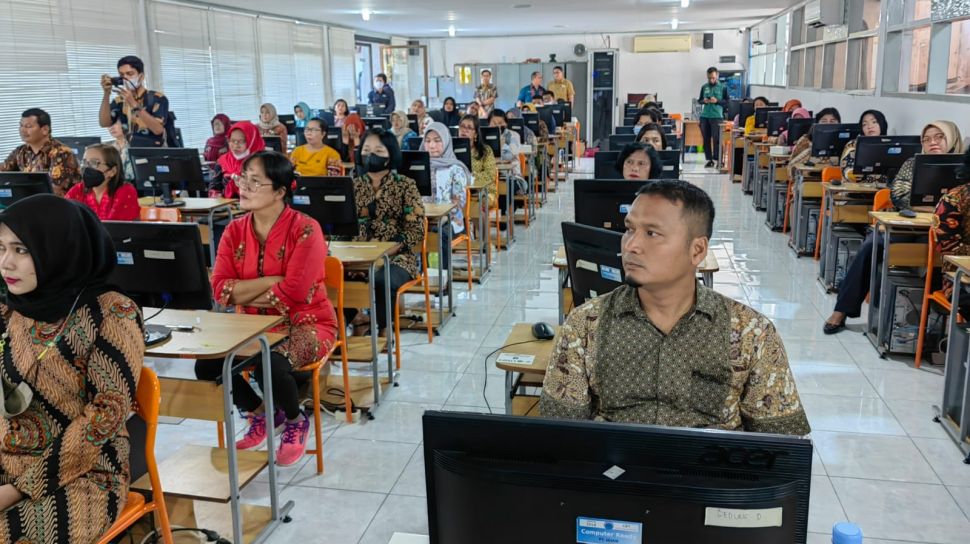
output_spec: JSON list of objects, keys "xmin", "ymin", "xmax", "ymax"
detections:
[
  {"xmin": 750, "ymin": 87, "xmax": 970, "ymax": 139},
  {"xmin": 421, "ymin": 30, "xmax": 747, "ymax": 116}
]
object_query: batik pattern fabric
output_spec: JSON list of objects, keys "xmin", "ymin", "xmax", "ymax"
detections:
[
  {"xmin": 889, "ymin": 156, "xmax": 917, "ymax": 211},
  {"xmin": 934, "ymin": 183, "xmax": 970, "ymax": 297},
  {"xmin": 0, "ymin": 140, "xmax": 81, "ymax": 197},
  {"xmin": 352, "ymin": 173, "xmax": 426, "ymax": 279}
]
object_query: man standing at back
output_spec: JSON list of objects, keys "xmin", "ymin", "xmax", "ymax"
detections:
[
  {"xmin": 698, "ymin": 66, "xmax": 729, "ymax": 169},
  {"xmin": 100, "ymin": 55, "xmax": 169, "ymax": 148},
  {"xmin": 517, "ymin": 71, "xmax": 545, "ymax": 108},
  {"xmin": 547, "ymin": 66, "xmax": 575, "ymax": 106},
  {"xmin": 368, "ymin": 73, "xmax": 396, "ymax": 113},
  {"xmin": 474, "ymin": 69, "xmax": 498, "ymax": 119}
]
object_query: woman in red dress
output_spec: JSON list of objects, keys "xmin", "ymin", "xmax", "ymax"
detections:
[
  {"xmin": 209, "ymin": 121, "xmax": 265, "ymax": 199},
  {"xmin": 196, "ymin": 151, "xmax": 337, "ymax": 466},
  {"xmin": 64, "ymin": 144, "xmax": 139, "ymax": 221}
]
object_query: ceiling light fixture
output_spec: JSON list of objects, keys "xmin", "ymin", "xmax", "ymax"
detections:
[
  {"xmin": 448, "ymin": 24, "xmax": 456, "ymax": 37},
  {"xmin": 681, "ymin": 0, "xmax": 689, "ymax": 7},
  {"xmin": 671, "ymin": 18, "xmax": 679, "ymax": 30},
  {"xmin": 361, "ymin": 8, "xmax": 371, "ymax": 21}
]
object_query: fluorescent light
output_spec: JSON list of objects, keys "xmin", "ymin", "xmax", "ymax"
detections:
[
  {"xmin": 448, "ymin": 24, "xmax": 456, "ymax": 37},
  {"xmin": 361, "ymin": 9, "xmax": 371, "ymax": 21},
  {"xmin": 671, "ymin": 18, "xmax": 679, "ymax": 30},
  {"xmin": 681, "ymin": 0, "xmax": 689, "ymax": 7}
]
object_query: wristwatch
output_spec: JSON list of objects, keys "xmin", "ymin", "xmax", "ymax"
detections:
[{"xmin": 132, "ymin": 106, "xmax": 143, "ymax": 115}]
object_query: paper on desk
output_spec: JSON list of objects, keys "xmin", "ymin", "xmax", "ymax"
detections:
[
  {"xmin": 497, "ymin": 353, "xmax": 535, "ymax": 366},
  {"xmin": 340, "ymin": 245, "xmax": 378, "ymax": 249}
]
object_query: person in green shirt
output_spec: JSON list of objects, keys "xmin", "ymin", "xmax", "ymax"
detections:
[{"xmin": 698, "ymin": 66, "xmax": 729, "ymax": 169}]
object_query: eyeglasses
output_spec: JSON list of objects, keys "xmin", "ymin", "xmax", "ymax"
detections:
[
  {"xmin": 624, "ymin": 159, "xmax": 651, "ymax": 169},
  {"xmin": 81, "ymin": 159, "xmax": 109, "ymax": 169},
  {"xmin": 304, "ymin": 127, "xmax": 323, "ymax": 133},
  {"xmin": 232, "ymin": 174, "xmax": 270, "ymax": 192},
  {"xmin": 921, "ymin": 133, "xmax": 946, "ymax": 145}
]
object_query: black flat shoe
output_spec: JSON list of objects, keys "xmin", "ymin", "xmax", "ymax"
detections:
[{"xmin": 823, "ymin": 320, "xmax": 846, "ymax": 335}]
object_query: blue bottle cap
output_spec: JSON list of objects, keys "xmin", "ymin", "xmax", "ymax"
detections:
[{"xmin": 832, "ymin": 521, "xmax": 863, "ymax": 544}]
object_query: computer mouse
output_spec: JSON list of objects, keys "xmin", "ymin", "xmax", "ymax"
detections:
[
  {"xmin": 899, "ymin": 209, "xmax": 918, "ymax": 218},
  {"xmin": 829, "ymin": 179, "xmax": 842, "ymax": 186},
  {"xmin": 532, "ymin": 322, "xmax": 555, "ymax": 340}
]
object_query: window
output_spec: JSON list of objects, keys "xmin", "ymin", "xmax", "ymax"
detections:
[
  {"xmin": 889, "ymin": 0, "xmax": 931, "ymax": 25},
  {"xmin": 899, "ymin": 26, "xmax": 931, "ymax": 92},
  {"xmin": 258, "ymin": 19, "xmax": 327, "ymax": 112},
  {"xmin": 849, "ymin": 0, "xmax": 882, "ymax": 33},
  {"xmin": 210, "ymin": 11, "xmax": 259, "ymax": 123},
  {"xmin": 947, "ymin": 19, "xmax": 970, "ymax": 95},
  {"xmin": 329, "ymin": 27, "xmax": 357, "ymax": 106},
  {"xmin": 789, "ymin": 49, "xmax": 804, "ymax": 87},
  {"xmin": 803, "ymin": 46, "xmax": 821, "ymax": 88},
  {"xmin": 847, "ymin": 36, "xmax": 879, "ymax": 90},
  {"xmin": 822, "ymin": 41, "xmax": 848, "ymax": 90}
]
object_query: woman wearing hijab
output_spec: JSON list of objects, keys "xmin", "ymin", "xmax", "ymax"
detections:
[
  {"xmin": 204, "ymin": 113, "xmax": 231, "ymax": 163},
  {"xmin": 210, "ymin": 121, "xmax": 266, "ymax": 198},
  {"xmin": 841, "ymin": 110, "xmax": 889, "ymax": 184},
  {"xmin": 441, "ymin": 97, "xmax": 461, "ymax": 128},
  {"xmin": 341, "ymin": 113, "xmax": 366, "ymax": 163},
  {"xmin": 198, "ymin": 151, "xmax": 337, "ymax": 466},
  {"xmin": 257, "ymin": 103, "xmax": 288, "ymax": 155},
  {"xmin": 389, "ymin": 111, "xmax": 418, "ymax": 149},
  {"xmin": 65, "ymin": 144, "xmax": 139, "ymax": 221},
  {"xmin": 823, "ymin": 120, "xmax": 965, "ymax": 334},
  {"xmin": 782, "ymin": 99, "xmax": 802, "ymax": 113},
  {"xmin": 778, "ymin": 107, "xmax": 811, "ymax": 146},
  {"xmin": 333, "ymin": 99, "xmax": 350, "ymax": 127},
  {"xmin": 0, "ymin": 195, "xmax": 143, "ymax": 543},
  {"xmin": 422, "ymin": 122, "xmax": 471, "ymax": 268},
  {"xmin": 293, "ymin": 102, "xmax": 312, "ymax": 129}
]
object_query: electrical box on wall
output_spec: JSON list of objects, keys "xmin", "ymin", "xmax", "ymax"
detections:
[{"xmin": 804, "ymin": 0, "xmax": 844, "ymax": 28}]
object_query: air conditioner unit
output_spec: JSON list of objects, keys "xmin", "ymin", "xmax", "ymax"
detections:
[
  {"xmin": 805, "ymin": 0, "xmax": 844, "ymax": 28},
  {"xmin": 752, "ymin": 22, "xmax": 777, "ymax": 45},
  {"xmin": 633, "ymin": 34, "xmax": 692, "ymax": 53}
]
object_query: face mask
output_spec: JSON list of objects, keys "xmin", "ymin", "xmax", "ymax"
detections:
[
  {"xmin": 363, "ymin": 153, "xmax": 390, "ymax": 173},
  {"xmin": 82, "ymin": 167, "xmax": 106, "ymax": 189},
  {"xmin": 124, "ymin": 77, "xmax": 141, "ymax": 91},
  {"xmin": 232, "ymin": 150, "xmax": 249, "ymax": 160},
  {"xmin": 633, "ymin": 125, "xmax": 643, "ymax": 135},
  {"xmin": 374, "ymin": 81, "xmax": 384, "ymax": 90}
]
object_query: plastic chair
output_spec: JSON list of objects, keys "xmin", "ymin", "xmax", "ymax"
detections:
[
  {"xmin": 139, "ymin": 207, "xmax": 182, "ymax": 223},
  {"xmin": 96, "ymin": 367, "xmax": 174, "ymax": 544},
  {"xmin": 516, "ymin": 154, "xmax": 531, "ymax": 226},
  {"xmin": 872, "ymin": 188, "xmax": 893, "ymax": 216},
  {"xmin": 396, "ymin": 218, "xmax": 433, "ymax": 367},
  {"xmin": 451, "ymin": 187, "xmax": 474, "ymax": 290},
  {"xmin": 915, "ymin": 229, "xmax": 948, "ymax": 368}
]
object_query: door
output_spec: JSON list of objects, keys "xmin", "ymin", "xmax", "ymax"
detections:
[
  {"xmin": 381, "ymin": 45, "xmax": 429, "ymax": 113},
  {"xmin": 355, "ymin": 43, "xmax": 373, "ymax": 105}
]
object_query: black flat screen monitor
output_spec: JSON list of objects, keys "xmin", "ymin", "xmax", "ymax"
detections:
[
  {"xmin": 103, "ymin": 221, "xmax": 212, "ymax": 310},
  {"xmin": 787, "ymin": 118, "xmax": 814, "ymax": 144},
  {"xmin": 563, "ymin": 103, "xmax": 572, "ymax": 123},
  {"xmin": 508, "ymin": 118, "xmax": 525, "ymax": 142},
  {"xmin": 574, "ymin": 178, "xmax": 647, "ymax": 232},
  {"xmin": 725, "ymin": 99, "xmax": 742, "ymax": 121},
  {"xmin": 400, "ymin": 150, "xmax": 432, "ymax": 197},
  {"xmin": 263, "ymin": 136, "xmax": 283, "ymax": 153},
  {"xmin": 317, "ymin": 111, "xmax": 336, "ymax": 128},
  {"xmin": 449, "ymin": 127, "xmax": 459, "ymax": 139},
  {"xmin": 563, "ymin": 221, "xmax": 625, "ymax": 304},
  {"xmin": 451, "ymin": 137, "xmax": 472, "ymax": 173},
  {"xmin": 404, "ymin": 137, "xmax": 423, "ymax": 151},
  {"xmin": 853, "ymin": 136, "xmax": 922, "ymax": 179},
  {"xmin": 609, "ymin": 134, "xmax": 635, "ymax": 152},
  {"xmin": 479, "ymin": 126, "xmax": 502, "ymax": 158},
  {"xmin": 56, "ymin": 136, "xmax": 102, "ymax": 161},
  {"xmin": 523, "ymin": 112, "xmax": 540, "ymax": 135},
  {"xmin": 543, "ymin": 104, "xmax": 566, "ymax": 127},
  {"xmin": 537, "ymin": 106, "xmax": 559, "ymax": 131},
  {"xmin": 278, "ymin": 114, "xmax": 297, "ymax": 135},
  {"xmin": 766, "ymin": 112, "xmax": 793, "ymax": 137},
  {"xmin": 615, "ymin": 125, "xmax": 635, "ymax": 135},
  {"xmin": 658, "ymin": 149, "xmax": 681, "ymax": 179},
  {"xmin": 407, "ymin": 114, "xmax": 420, "ymax": 135},
  {"xmin": 594, "ymin": 151, "xmax": 622, "ymax": 179},
  {"xmin": 291, "ymin": 176, "xmax": 358, "ymax": 237},
  {"xmin": 424, "ymin": 411, "xmax": 813, "ymax": 544},
  {"xmin": 810, "ymin": 124, "xmax": 861, "ymax": 159},
  {"xmin": 754, "ymin": 106, "xmax": 782, "ymax": 129},
  {"xmin": 910, "ymin": 153, "xmax": 966, "ymax": 208},
  {"xmin": 128, "ymin": 147, "xmax": 205, "ymax": 206},
  {"xmin": 738, "ymin": 102, "xmax": 755, "ymax": 127},
  {"xmin": 623, "ymin": 115, "xmax": 637, "ymax": 126},
  {"xmin": 371, "ymin": 103, "xmax": 387, "ymax": 117},
  {"xmin": 364, "ymin": 117, "xmax": 389, "ymax": 131},
  {"xmin": 0, "ymin": 173, "xmax": 52, "ymax": 209},
  {"xmin": 353, "ymin": 103, "xmax": 368, "ymax": 115}
]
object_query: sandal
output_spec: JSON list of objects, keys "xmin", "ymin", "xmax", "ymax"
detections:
[{"xmin": 823, "ymin": 319, "xmax": 846, "ymax": 335}]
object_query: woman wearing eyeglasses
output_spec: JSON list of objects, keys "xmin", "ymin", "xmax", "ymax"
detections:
[
  {"xmin": 0, "ymin": 195, "xmax": 143, "ymax": 543},
  {"xmin": 617, "ymin": 143, "xmax": 663, "ymax": 180},
  {"xmin": 289, "ymin": 117, "xmax": 342, "ymax": 177},
  {"xmin": 65, "ymin": 143, "xmax": 139, "ymax": 221},
  {"xmin": 196, "ymin": 151, "xmax": 337, "ymax": 466}
]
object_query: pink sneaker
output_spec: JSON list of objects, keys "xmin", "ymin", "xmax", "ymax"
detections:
[
  {"xmin": 236, "ymin": 410, "xmax": 285, "ymax": 450},
  {"xmin": 276, "ymin": 412, "xmax": 310, "ymax": 466}
]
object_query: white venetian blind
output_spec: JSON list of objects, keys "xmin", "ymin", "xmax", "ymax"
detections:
[
  {"xmin": 209, "ymin": 10, "xmax": 259, "ymax": 124},
  {"xmin": 149, "ymin": 1, "xmax": 215, "ymax": 152},
  {"xmin": 0, "ymin": 0, "xmax": 140, "ymax": 155},
  {"xmin": 292, "ymin": 24, "xmax": 327, "ymax": 111},
  {"xmin": 258, "ymin": 19, "xmax": 327, "ymax": 114},
  {"xmin": 328, "ymin": 27, "xmax": 357, "ymax": 106}
]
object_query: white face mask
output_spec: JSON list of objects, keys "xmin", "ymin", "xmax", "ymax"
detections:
[
  {"xmin": 231, "ymin": 150, "xmax": 249, "ymax": 160},
  {"xmin": 124, "ymin": 77, "xmax": 142, "ymax": 91},
  {"xmin": 374, "ymin": 81, "xmax": 384, "ymax": 90}
]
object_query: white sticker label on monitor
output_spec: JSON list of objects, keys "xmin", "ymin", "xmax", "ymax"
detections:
[
  {"xmin": 292, "ymin": 195, "xmax": 311, "ymax": 206},
  {"xmin": 575, "ymin": 259, "xmax": 599, "ymax": 273},
  {"xmin": 663, "ymin": 165, "xmax": 674, "ymax": 171},
  {"xmin": 602, "ymin": 465, "xmax": 626, "ymax": 480},
  {"xmin": 577, "ymin": 517, "xmax": 642, "ymax": 544},
  {"xmin": 496, "ymin": 353, "xmax": 535, "ymax": 366},
  {"xmin": 323, "ymin": 195, "xmax": 347, "ymax": 202},
  {"xmin": 144, "ymin": 250, "xmax": 176, "ymax": 261},
  {"xmin": 704, "ymin": 507, "xmax": 783, "ymax": 528},
  {"xmin": 116, "ymin": 252, "xmax": 134, "ymax": 265},
  {"xmin": 134, "ymin": 158, "xmax": 148, "ymax": 165},
  {"xmin": 410, "ymin": 165, "xmax": 426, "ymax": 171},
  {"xmin": 0, "ymin": 189, "xmax": 11, "ymax": 198},
  {"xmin": 888, "ymin": 146, "xmax": 903, "ymax": 155},
  {"xmin": 600, "ymin": 265, "xmax": 622, "ymax": 282}
]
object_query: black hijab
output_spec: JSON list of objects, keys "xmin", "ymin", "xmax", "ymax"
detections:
[{"xmin": 0, "ymin": 194, "xmax": 117, "ymax": 323}]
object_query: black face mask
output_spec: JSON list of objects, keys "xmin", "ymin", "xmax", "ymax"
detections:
[
  {"xmin": 363, "ymin": 153, "xmax": 390, "ymax": 173},
  {"xmin": 82, "ymin": 167, "xmax": 106, "ymax": 189}
]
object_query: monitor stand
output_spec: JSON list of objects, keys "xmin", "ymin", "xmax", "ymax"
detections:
[{"xmin": 156, "ymin": 183, "xmax": 186, "ymax": 208}]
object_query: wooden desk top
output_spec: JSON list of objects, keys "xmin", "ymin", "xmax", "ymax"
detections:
[
  {"xmin": 494, "ymin": 323, "xmax": 557, "ymax": 376},
  {"xmin": 823, "ymin": 182, "xmax": 883, "ymax": 194},
  {"xmin": 469, "ymin": 179, "xmax": 492, "ymax": 190},
  {"xmin": 793, "ymin": 163, "xmax": 826, "ymax": 174},
  {"xmin": 422, "ymin": 203, "xmax": 455, "ymax": 218},
  {"xmin": 329, "ymin": 241, "xmax": 399, "ymax": 265},
  {"xmin": 754, "ymin": 142, "xmax": 772, "ymax": 148},
  {"xmin": 869, "ymin": 211, "xmax": 938, "ymax": 228},
  {"xmin": 496, "ymin": 162, "xmax": 516, "ymax": 171},
  {"xmin": 138, "ymin": 197, "xmax": 236, "ymax": 212},
  {"xmin": 144, "ymin": 309, "xmax": 282, "ymax": 359},
  {"xmin": 944, "ymin": 255, "xmax": 970, "ymax": 274},
  {"xmin": 553, "ymin": 247, "xmax": 567, "ymax": 268},
  {"xmin": 553, "ymin": 247, "xmax": 719, "ymax": 273}
]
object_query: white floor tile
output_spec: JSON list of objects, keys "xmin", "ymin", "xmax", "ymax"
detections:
[{"xmin": 812, "ymin": 431, "xmax": 940, "ymax": 483}]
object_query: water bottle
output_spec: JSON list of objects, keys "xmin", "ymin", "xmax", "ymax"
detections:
[{"xmin": 832, "ymin": 522, "xmax": 862, "ymax": 543}]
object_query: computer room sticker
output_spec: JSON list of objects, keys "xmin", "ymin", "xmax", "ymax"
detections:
[{"xmin": 576, "ymin": 517, "xmax": 642, "ymax": 544}]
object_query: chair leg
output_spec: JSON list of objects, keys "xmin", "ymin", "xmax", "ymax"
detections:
[
  {"xmin": 341, "ymin": 352, "xmax": 353, "ymax": 423},
  {"xmin": 312, "ymin": 366, "xmax": 323, "ymax": 474},
  {"xmin": 217, "ymin": 421, "xmax": 225, "ymax": 449},
  {"xmin": 465, "ymin": 236, "xmax": 473, "ymax": 291},
  {"xmin": 395, "ymin": 288, "xmax": 405, "ymax": 370},
  {"xmin": 424, "ymin": 274, "xmax": 433, "ymax": 344}
]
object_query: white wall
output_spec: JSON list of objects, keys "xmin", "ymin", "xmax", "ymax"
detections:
[
  {"xmin": 750, "ymin": 86, "xmax": 970, "ymax": 139},
  {"xmin": 423, "ymin": 30, "xmax": 747, "ymax": 116}
]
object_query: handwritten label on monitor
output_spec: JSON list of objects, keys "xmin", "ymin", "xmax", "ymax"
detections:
[
  {"xmin": 576, "ymin": 259, "xmax": 599, "ymax": 273},
  {"xmin": 704, "ymin": 507, "xmax": 783, "ymax": 528}
]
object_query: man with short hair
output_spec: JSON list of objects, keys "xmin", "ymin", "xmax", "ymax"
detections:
[
  {"xmin": 547, "ymin": 66, "xmax": 575, "ymax": 105},
  {"xmin": 540, "ymin": 180, "xmax": 810, "ymax": 436},
  {"xmin": 368, "ymin": 72, "xmax": 396, "ymax": 113},
  {"xmin": 474, "ymin": 69, "xmax": 498, "ymax": 119},
  {"xmin": 517, "ymin": 71, "xmax": 545, "ymax": 108},
  {"xmin": 698, "ymin": 66, "xmax": 729, "ymax": 168},
  {"xmin": 0, "ymin": 108, "xmax": 81, "ymax": 196},
  {"xmin": 100, "ymin": 55, "xmax": 169, "ymax": 148}
]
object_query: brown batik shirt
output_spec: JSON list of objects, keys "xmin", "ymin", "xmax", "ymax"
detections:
[{"xmin": 540, "ymin": 283, "xmax": 811, "ymax": 436}]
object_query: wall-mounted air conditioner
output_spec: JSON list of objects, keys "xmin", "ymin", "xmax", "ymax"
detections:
[
  {"xmin": 632, "ymin": 35, "xmax": 692, "ymax": 53},
  {"xmin": 805, "ymin": 0, "xmax": 844, "ymax": 28}
]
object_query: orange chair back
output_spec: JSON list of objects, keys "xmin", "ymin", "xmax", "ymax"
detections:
[
  {"xmin": 140, "ymin": 207, "xmax": 182, "ymax": 223},
  {"xmin": 873, "ymin": 188, "xmax": 892, "ymax": 212},
  {"xmin": 324, "ymin": 256, "xmax": 346, "ymax": 331},
  {"xmin": 822, "ymin": 166, "xmax": 842, "ymax": 184}
]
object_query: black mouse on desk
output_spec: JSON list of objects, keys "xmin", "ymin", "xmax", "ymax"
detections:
[
  {"xmin": 899, "ymin": 209, "xmax": 918, "ymax": 218},
  {"xmin": 532, "ymin": 322, "xmax": 555, "ymax": 340}
]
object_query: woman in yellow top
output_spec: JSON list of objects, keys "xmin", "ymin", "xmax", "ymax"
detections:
[{"xmin": 289, "ymin": 118, "xmax": 342, "ymax": 177}]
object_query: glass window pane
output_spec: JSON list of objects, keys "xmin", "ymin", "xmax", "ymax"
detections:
[
  {"xmin": 803, "ymin": 47, "xmax": 816, "ymax": 86},
  {"xmin": 775, "ymin": 49, "xmax": 788, "ymax": 86},
  {"xmin": 849, "ymin": 0, "xmax": 882, "ymax": 33},
  {"xmin": 947, "ymin": 20, "xmax": 970, "ymax": 94},
  {"xmin": 789, "ymin": 49, "xmax": 803, "ymax": 86},
  {"xmin": 913, "ymin": 0, "xmax": 931, "ymax": 21},
  {"xmin": 900, "ymin": 26, "xmax": 931, "ymax": 92},
  {"xmin": 814, "ymin": 46, "xmax": 824, "ymax": 87},
  {"xmin": 791, "ymin": 8, "xmax": 804, "ymax": 46},
  {"xmin": 823, "ymin": 41, "xmax": 848, "ymax": 89}
]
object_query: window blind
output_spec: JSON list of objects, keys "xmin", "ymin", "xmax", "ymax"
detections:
[
  {"xmin": 209, "ymin": 10, "xmax": 259, "ymax": 124},
  {"xmin": 328, "ymin": 27, "xmax": 357, "ymax": 106}
]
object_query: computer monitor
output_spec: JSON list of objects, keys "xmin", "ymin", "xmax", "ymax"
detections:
[
  {"xmin": 508, "ymin": 118, "xmax": 525, "ymax": 142},
  {"xmin": 291, "ymin": 176, "xmax": 358, "ymax": 237},
  {"xmin": 278, "ymin": 114, "xmax": 297, "ymax": 136},
  {"xmin": 810, "ymin": 124, "xmax": 861, "ymax": 159},
  {"xmin": 56, "ymin": 136, "xmax": 102, "ymax": 161},
  {"xmin": 787, "ymin": 118, "xmax": 814, "ymax": 144},
  {"xmin": 574, "ymin": 178, "xmax": 647, "ymax": 232},
  {"xmin": 766, "ymin": 112, "xmax": 793, "ymax": 137},
  {"xmin": 353, "ymin": 103, "xmax": 369, "ymax": 115},
  {"xmin": 449, "ymin": 126, "xmax": 459, "ymax": 139},
  {"xmin": 593, "ymin": 151, "xmax": 622, "ymax": 179},
  {"xmin": 424, "ymin": 411, "xmax": 813, "ymax": 544},
  {"xmin": 661, "ymin": 124, "xmax": 675, "ymax": 135},
  {"xmin": 725, "ymin": 99, "xmax": 742, "ymax": 121},
  {"xmin": 371, "ymin": 103, "xmax": 388, "ymax": 117},
  {"xmin": 738, "ymin": 102, "xmax": 755, "ymax": 128},
  {"xmin": 479, "ymin": 126, "xmax": 501, "ymax": 158},
  {"xmin": 562, "ymin": 103, "xmax": 573, "ymax": 124},
  {"xmin": 263, "ymin": 136, "xmax": 283, "ymax": 153},
  {"xmin": 562, "ymin": 221, "xmax": 625, "ymax": 304},
  {"xmin": 0, "ymin": 172, "xmax": 52, "ymax": 209},
  {"xmin": 400, "ymin": 150, "xmax": 432, "ymax": 196},
  {"xmin": 103, "ymin": 221, "xmax": 212, "ymax": 311},
  {"xmin": 910, "ymin": 153, "xmax": 966, "ymax": 208},
  {"xmin": 623, "ymin": 115, "xmax": 636, "ymax": 126},
  {"xmin": 523, "ymin": 112, "xmax": 540, "ymax": 135},
  {"xmin": 754, "ymin": 106, "xmax": 782, "ymax": 129},
  {"xmin": 451, "ymin": 137, "xmax": 472, "ymax": 172},
  {"xmin": 618, "ymin": 125, "xmax": 638, "ymax": 136},
  {"xmin": 537, "ymin": 106, "xmax": 558, "ymax": 132},
  {"xmin": 364, "ymin": 117, "xmax": 389, "ymax": 131},
  {"xmin": 404, "ymin": 137, "xmax": 423, "ymax": 151},
  {"xmin": 317, "ymin": 110, "xmax": 336, "ymax": 128},
  {"xmin": 407, "ymin": 114, "xmax": 420, "ymax": 135},
  {"xmin": 609, "ymin": 134, "xmax": 635, "ymax": 152},
  {"xmin": 853, "ymin": 135, "xmax": 922, "ymax": 179},
  {"xmin": 658, "ymin": 149, "xmax": 681, "ymax": 179},
  {"xmin": 128, "ymin": 147, "xmax": 205, "ymax": 207},
  {"xmin": 325, "ymin": 127, "xmax": 343, "ymax": 149}
]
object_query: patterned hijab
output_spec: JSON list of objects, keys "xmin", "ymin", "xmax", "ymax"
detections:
[
  {"xmin": 924, "ymin": 121, "xmax": 965, "ymax": 155},
  {"xmin": 258, "ymin": 102, "xmax": 283, "ymax": 132}
]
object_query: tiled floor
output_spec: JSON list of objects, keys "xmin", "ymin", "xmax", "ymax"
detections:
[{"xmin": 151, "ymin": 154, "xmax": 970, "ymax": 543}]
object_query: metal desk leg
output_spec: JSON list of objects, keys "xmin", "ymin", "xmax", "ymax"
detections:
[
  {"xmin": 504, "ymin": 370, "xmax": 514, "ymax": 414},
  {"xmin": 368, "ymin": 261, "xmax": 381, "ymax": 406},
  {"xmin": 936, "ymin": 270, "xmax": 970, "ymax": 462},
  {"xmin": 505, "ymin": 172, "xmax": 515, "ymax": 244},
  {"xmin": 383, "ymin": 255, "xmax": 395, "ymax": 385},
  {"xmin": 437, "ymin": 217, "xmax": 446, "ymax": 326},
  {"xmin": 206, "ymin": 204, "xmax": 233, "ymax": 266},
  {"xmin": 446, "ymin": 223, "xmax": 454, "ymax": 316},
  {"xmin": 558, "ymin": 267, "xmax": 568, "ymax": 325}
]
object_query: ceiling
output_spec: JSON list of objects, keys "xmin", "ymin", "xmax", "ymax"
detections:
[{"xmin": 218, "ymin": 0, "xmax": 801, "ymax": 37}]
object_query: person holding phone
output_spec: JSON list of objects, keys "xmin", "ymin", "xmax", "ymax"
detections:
[
  {"xmin": 98, "ymin": 55, "xmax": 169, "ymax": 148},
  {"xmin": 698, "ymin": 66, "xmax": 729, "ymax": 169}
]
